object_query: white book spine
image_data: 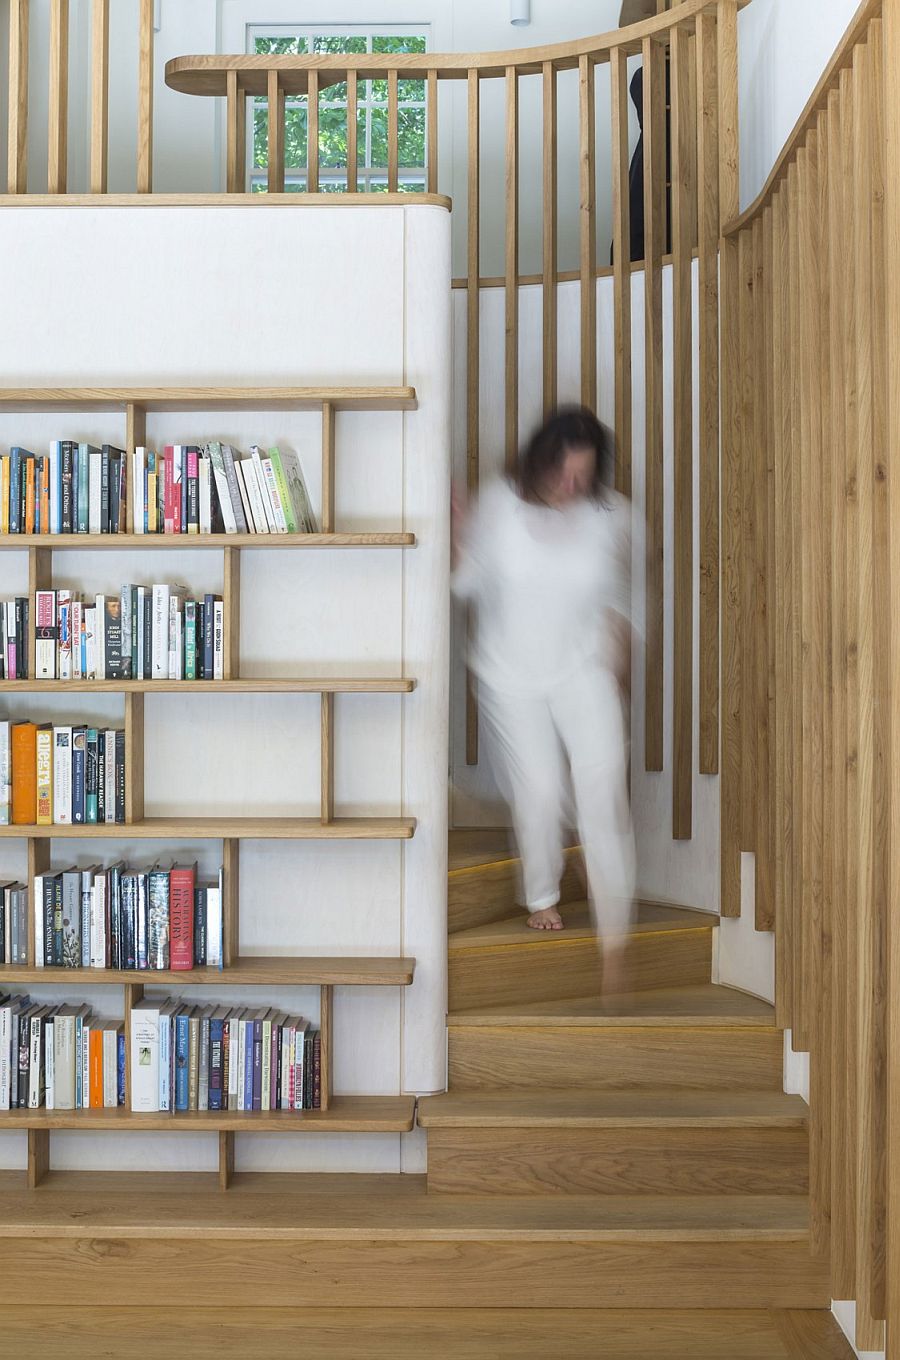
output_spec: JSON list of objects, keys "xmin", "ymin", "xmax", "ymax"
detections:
[
  {"xmin": 28, "ymin": 1014, "xmax": 43, "ymax": 1108},
  {"xmin": 159, "ymin": 1013, "xmax": 170, "ymax": 1112},
  {"xmin": 136, "ymin": 588, "xmax": 146, "ymax": 679},
  {"xmin": 90, "ymin": 880, "xmax": 105, "ymax": 969},
  {"xmin": 81, "ymin": 1023, "xmax": 91, "ymax": 1108},
  {"xmin": 237, "ymin": 1018, "xmax": 246, "ymax": 1111},
  {"xmin": 130, "ymin": 1007, "xmax": 160, "ymax": 1112},
  {"xmin": 228, "ymin": 1018, "xmax": 240, "ymax": 1102},
  {"xmin": 84, "ymin": 607, "xmax": 97, "ymax": 680},
  {"xmin": 88, "ymin": 452, "xmax": 103, "ymax": 533},
  {"xmin": 261, "ymin": 1018, "xmax": 272, "ymax": 1112},
  {"xmin": 33, "ymin": 876, "xmax": 44, "ymax": 967},
  {"xmin": 242, "ymin": 457, "xmax": 270, "ymax": 534},
  {"xmin": 213, "ymin": 601, "xmax": 224, "ymax": 680},
  {"xmin": 261, "ymin": 458, "xmax": 288, "ymax": 534},
  {"xmin": 133, "ymin": 449, "xmax": 146, "ymax": 534},
  {"xmin": 71, "ymin": 600, "xmax": 83, "ymax": 679},
  {"xmin": 53, "ymin": 727, "xmax": 73, "ymax": 825},
  {"xmin": 250, "ymin": 447, "xmax": 277, "ymax": 532},
  {"xmin": 199, "ymin": 457, "xmax": 212, "ymax": 534},
  {"xmin": 44, "ymin": 1018, "xmax": 55, "ymax": 1110},
  {"xmin": 206, "ymin": 883, "xmax": 223, "ymax": 969},
  {"xmin": 151, "ymin": 585, "xmax": 169, "ymax": 679},
  {"xmin": 103, "ymin": 1029, "xmax": 118, "ymax": 1107},
  {"xmin": 94, "ymin": 594, "xmax": 107, "ymax": 681},
  {"xmin": 53, "ymin": 1014, "xmax": 75, "ymax": 1110}
]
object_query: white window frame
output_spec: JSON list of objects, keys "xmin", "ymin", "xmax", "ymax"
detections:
[{"xmin": 246, "ymin": 23, "xmax": 430, "ymax": 192}]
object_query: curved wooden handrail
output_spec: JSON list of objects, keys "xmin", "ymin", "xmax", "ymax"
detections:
[
  {"xmin": 165, "ymin": 0, "xmax": 751, "ymax": 95},
  {"xmin": 722, "ymin": 0, "xmax": 880, "ymax": 235}
]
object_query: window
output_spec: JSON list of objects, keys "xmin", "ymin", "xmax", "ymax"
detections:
[{"xmin": 247, "ymin": 27, "xmax": 429, "ymax": 193}]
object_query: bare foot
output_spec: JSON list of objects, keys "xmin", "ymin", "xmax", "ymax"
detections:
[{"xmin": 526, "ymin": 907, "xmax": 564, "ymax": 931}]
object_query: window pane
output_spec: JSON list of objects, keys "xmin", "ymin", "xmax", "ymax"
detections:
[
  {"xmin": 320, "ymin": 180, "xmax": 346, "ymax": 193},
  {"xmin": 284, "ymin": 106, "xmax": 307, "ymax": 168},
  {"xmin": 398, "ymin": 180, "xmax": 426, "ymax": 193},
  {"xmin": 369, "ymin": 107, "xmax": 388, "ymax": 167},
  {"xmin": 319, "ymin": 106, "xmax": 348, "ymax": 168},
  {"xmin": 314, "ymin": 35, "xmax": 366, "ymax": 55},
  {"xmin": 372, "ymin": 35, "xmax": 427, "ymax": 54},
  {"xmin": 254, "ymin": 36, "xmax": 308, "ymax": 55},
  {"xmin": 399, "ymin": 78, "xmax": 426, "ymax": 103},
  {"xmin": 285, "ymin": 178, "xmax": 307, "ymax": 192},
  {"xmin": 398, "ymin": 107, "xmax": 425, "ymax": 168},
  {"xmin": 253, "ymin": 106, "xmax": 268, "ymax": 168},
  {"xmin": 358, "ymin": 108, "xmax": 367, "ymax": 168}
]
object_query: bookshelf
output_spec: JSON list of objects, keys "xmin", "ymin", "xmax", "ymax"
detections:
[{"xmin": 0, "ymin": 386, "xmax": 421, "ymax": 1186}]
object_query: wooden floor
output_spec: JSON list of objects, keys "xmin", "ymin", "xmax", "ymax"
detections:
[{"xmin": 4, "ymin": 1307, "xmax": 856, "ymax": 1358}]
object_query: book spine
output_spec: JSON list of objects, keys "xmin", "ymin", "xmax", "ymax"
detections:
[
  {"xmin": 71, "ymin": 728, "xmax": 86, "ymax": 825},
  {"xmin": 34, "ymin": 589, "xmax": 57, "ymax": 679},
  {"xmin": 221, "ymin": 446, "xmax": 248, "ymax": 533},
  {"xmin": 186, "ymin": 447, "xmax": 199, "ymax": 534},
  {"xmin": 35, "ymin": 727, "xmax": 53, "ymax": 825},
  {"xmin": 100, "ymin": 447, "xmax": 110, "ymax": 534},
  {"xmin": 130, "ymin": 1007, "xmax": 160, "ymax": 1113},
  {"xmin": 115, "ymin": 729, "xmax": 125, "ymax": 823},
  {"xmin": 208, "ymin": 1017, "xmax": 223, "ymax": 1111},
  {"xmin": 53, "ymin": 726, "xmax": 73, "ymax": 825},
  {"xmin": 169, "ymin": 868, "xmax": 195, "ymax": 970},
  {"xmin": 76, "ymin": 445, "xmax": 90, "ymax": 533}
]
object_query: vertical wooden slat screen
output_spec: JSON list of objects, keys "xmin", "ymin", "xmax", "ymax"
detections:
[
  {"xmin": 90, "ymin": 0, "xmax": 109, "ymax": 194},
  {"xmin": 347, "ymin": 71, "xmax": 359, "ymax": 193},
  {"xmin": 670, "ymin": 24, "xmax": 693, "ymax": 841},
  {"xmin": 48, "ymin": 0, "xmax": 69, "ymax": 194},
  {"xmin": 642, "ymin": 34, "xmax": 665, "ymax": 773},
  {"xmin": 387, "ymin": 69, "xmax": 399, "ymax": 193},
  {"xmin": 578, "ymin": 54, "xmax": 597, "ymax": 413},
  {"xmin": 696, "ymin": 10, "xmax": 719, "ymax": 775},
  {"xmin": 738, "ymin": 226, "xmax": 756, "ymax": 871},
  {"xmin": 226, "ymin": 70, "xmax": 246, "ymax": 193},
  {"xmin": 465, "ymin": 69, "xmax": 480, "ymax": 767},
  {"xmin": 307, "ymin": 71, "xmax": 320, "ymax": 193},
  {"xmin": 267, "ymin": 71, "xmax": 284, "ymax": 193},
  {"xmin": 759, "ymin": 206, "xmax": 776, "ymax": 934},
  {"xmin": 772, "ymin": 181, "xmax": 792, "ymax": 1024},
  {"xmin": 7, "ymin": 0, "xmax": 29, "ymax": 194},
  {"xmin": 542, "ymin": 61, "xmax": 558, "ymax": 417},
  {"xmin": 716, "ymin": 0, "xmax": 739, "ymax": 222},
  {"xmin": 505, "ymin": 66, "xmax": 519, "ymax": 474},
  {"xmin": 137, "ymin": 0, "xmax": 153, "ymax": 193},
  {"xmin": 610, "ymin": 47, "xmax": 632, "ymax": 498},
  {"xmin": 426, "ymin": 70, "xmax": 438, "ymax": 195},
  {"xmin": 719, "ymin": 229, "xmax": 741, "ymax": 919}
]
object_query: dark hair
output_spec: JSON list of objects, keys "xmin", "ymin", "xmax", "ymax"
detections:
[{"xmin": 515, "ymin": 406, "xmax": 615, "ymax": 506}]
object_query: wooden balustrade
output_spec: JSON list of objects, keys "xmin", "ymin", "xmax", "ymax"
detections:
[{"xmin": 721, "ymin": 1, "xmax": 900, "ymax": 1352}]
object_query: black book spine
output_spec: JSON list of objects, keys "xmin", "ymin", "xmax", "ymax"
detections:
[
  {"xmin": 19, "ymin": 458, "xmax": 27, "ymax": 534},
  {"xmin": 109, "ymin": 454, "xmax": 121, "ymax": 534},
  {"xmin": 115, "ymin": 729, "xmax": 126, "ymax": 824},
  {"xmin": 123, "ymin": 881, "xmax": 136, "ymax": 971},
  {"xmin": 0, "ymin": 895, "xmax": 5, "ymax": 964},
  {"xmin": 97, "ymin": 731, "xmax": 106, "ymax": 824},
  {"xmin": 60, "ymin": 442, "xmax": 75, "ymax": 533},
  {"xmin": 17, "ymin": 1009, "xmax": 30, "ymax": 1109},
  {"xmin": 42, "ymin": 878, "xmax": 55, "ymax": 969},
  {"xmin": 100, "ymin": 446, "xmax": 110, "ymax": 534},
  {"xmin": 15, "ymin": 598, "xmax": 26, "ymax": 680},
  {"xmin": 142, "ymin": 596, "xmax": 153, "ymax": 679},
  {"xmin": 52, "ymin": 876, "xmax": 63, "ymax": 967}
]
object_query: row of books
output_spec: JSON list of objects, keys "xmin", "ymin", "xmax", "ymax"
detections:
[
  {"xmin": 131, "ymin": 998, "xmax": 321, "ymax": 1113},
  {"xmin": 0, "ymin": 443, "xmax": 126, "ymax": 535},
  {"xmin": 31, "ymin": 586, "xmax": 225, "ymax": 682},
  {"xmin": 1, "ymin": 598, "xmax": 29, "ymax": 678},
  {"xmin": 0, "ymin": 721, "xmax": 126, "ymax": 827},
  {"xmin": 132, "ymin": 443, "xmax": 317, "ymax": 536},
  {"xmin": 0, "ymin": 996, "xmax": 125, "ymax": 1111},
  {"xmin": 31, "ymin": 862, "xmax": 223, "ymax": 971}
]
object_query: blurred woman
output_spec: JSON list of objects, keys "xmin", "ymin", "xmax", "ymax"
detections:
[{"xmin": 451, "ymin": 408, "xmax": 637, "ymax": 993}]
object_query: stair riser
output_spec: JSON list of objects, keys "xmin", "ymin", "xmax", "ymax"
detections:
[
  {"xmin": 448, "ymin": 1026, "xmax": 785, "ymax": 1091},
  {"xmin": 449, "ymin": 928, "xmax": 712, "ymax": 1010},
  {"xmin": 0, "ymin": 1237, "xmax": 829, "ymax": 1309},
  {"xmin": 425, "ymin": 1127, "xmax": 810, "ymax": 1196},
  {"xmin": 449, "ymin": 851, "xmax": 584, "ymax": 934}
]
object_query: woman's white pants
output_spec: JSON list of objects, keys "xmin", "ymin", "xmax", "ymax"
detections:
[{"xmin": 479, "ymin": 665, "xmax": 635, "ymax": 939}]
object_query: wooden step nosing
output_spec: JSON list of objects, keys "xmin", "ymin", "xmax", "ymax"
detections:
[
  {"xmin": 447, "ymin": 1016, "xmax": 780, "ymax": 1029},
  {"xmin": 418, "ymin": 1113, "xmax": 808, "ymax": 1130}
]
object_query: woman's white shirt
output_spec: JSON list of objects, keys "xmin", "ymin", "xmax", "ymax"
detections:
[{"xmin": 451, "ymin": 478, "xmax": 639, "ymax": 695}]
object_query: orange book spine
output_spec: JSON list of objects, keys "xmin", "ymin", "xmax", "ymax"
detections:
[
  {"xmin": 89, "ymin": 1029, "xmax": 104, "ymax": 1109},
  {"xmin": 24, "ymin": 456, "xmax": 35, "ymax": 534},
  {"xmin": 40, "ymin": 456, "xmax": 50, "ymax": 534},
  {"xmin": 11, "ymin": 721, "xmax": 38, "ymax": 825}
]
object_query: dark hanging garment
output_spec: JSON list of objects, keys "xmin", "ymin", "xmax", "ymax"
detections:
[{"xmin": 610, "ymin": 61, "xmax": 672, "ymax": 264}]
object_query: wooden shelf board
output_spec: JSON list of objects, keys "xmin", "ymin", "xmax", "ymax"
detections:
[
  {"xmin": 0, "ymin": 817, "xmax": 416, "ymax": 840},
  {"xmin": 0, "ymin": 533, "xmax": 416, "ymax": 550},
  {"xmin": 0, "ymin": 678, "xmax": 415, "ymax": 694},
  {"xmin": 0, "ymin": 956, "xmax": 416, "ymax": 987},
  {"xmin": 0, "ymin": 1095, "xmax": 416, "ymax": 1133},
  {"xmin": 0, "ymin": 386, "xmax": 417, "ymax": 412},
  {"xmin": 0, "ymin": 1173, "xmax": 812, "ymax": 1241}
]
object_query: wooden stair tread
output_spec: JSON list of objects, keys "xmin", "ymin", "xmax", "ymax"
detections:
[
  {"xmin": 448, "ymin": 828, "xmax": 514, "ymax": 871},
  {"xmin": 0, "ymin": 1306, "xmax": 857, "ymax": 1359},
  {"xmin": 449, "ymin": 983, "xmax": 777, "ymax": 1026},
  {"xmin": 418, "ymin": 1090, "xmax": 808, "ymax": 1128},
  {"xmin": 450, "ymin": 899, "xmax": 715, "ymax": 949},
  {"xmin": 0, "ymin": 1172, "xmax": 811, "ymax": 1240}
]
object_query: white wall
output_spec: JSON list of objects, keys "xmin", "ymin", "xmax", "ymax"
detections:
[{"xmin": 0, "ymin": 200, "xmax": 451, "ymax": 1174}]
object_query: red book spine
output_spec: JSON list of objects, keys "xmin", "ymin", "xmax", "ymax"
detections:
[
  {"xmin": 163, "ymin": 446, "xmax": 175, "ymax": 535},
  {"xmin": 169, "ymin": 866, "xmax": 196, "ymax": 970}
]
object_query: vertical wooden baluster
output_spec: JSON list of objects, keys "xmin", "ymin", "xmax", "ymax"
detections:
[
  {"xmin": 542, "ymin": 61, "xmax": 558, "ymax": 417},
  {"xmin": 642, "ymin": 34, "xmax": 665, "ymax": 773},
  {"xmin": 827, "ymin": 79, "xmax": 852, "ymax": 1301},
  {"xmin": 347, "ymin": 70, "xmax": 359, "ymax": 193},
  {"xmin": 319, "ymin": 985, "xmax": 333, "ymax": 1111},
  {"xmin": 611, "ymin": 47, "xmax": 632, "ymax": 498},
  {"xmin": 28, "ymin": 547, "xmax": 51, "ymax": 678},
  {"xmin": 268, "ymin": 70, "xmax": 285, "ymax": 194},
  {"xmin": 787, "ymin": 157, "xmax": 808, "ymax": 1049},
  {"xmin": 89, "ymin": 0, "xmax": 109, "ymax": 194},
  {"xmin": 124, "ymin": 693, "xmax": 144, "ymax": 825},
  {"xmin": 426, "ymin": 70, "xmax": 438, "ymax": 195},
  {"xmin": 27, "ymin": 1129, "xmax": 49, "ymax": 1189},
  {"xmin": 838, "ymin": 62, "xmax": 860, "ymax": 1289},
  {"xmin": 754, "ymin": 208, "xmax": 773, "ymax": 933},
  {"xmin": 307, "ymin": 70, "xmax": 319, "ymax": 193},
  {"xmin": 387, "ymin": 68, "xmax": 399, "ymax": 193},
  {"xmin": 222, "ymin": 546, "xmax": 240, "ymax": 680},
  {"xmin": 125, "ymin": 402, "xmax": 145, "ymax": 537},
  {"xmin": 226, "ymin": 70, "xmax": 247, "ymax": 193},
  {"xmin": 739, "ymin": 225, "xmax": 757, "ymax": 875},
  {"xmin": 321, "ymin": 400, "xmax": 335, "ymax": 534},
  {"xmin": 321, "ymin": 693, "xmax": 334, "ymax": 825},
  {"xmin": 7, "ymin": 0, "xmax": 29, "ymax": 194},
  {"xmin": 716, "ymin": 0, "xmax": 740, "ymax": 225},
  {"xmin": 719, "ymin": 227, "xmax": 742, "ymax": 919},
  {"xmin": 696, "ymin": 11, "xmax": 719, "ymax": 774},
  {"xmin": 505, "ymin": 66, "xmax": 519, "ymax": 474},
  {"xmin": 578, "ymin": 54, "xmax": 596, "ymax": 413},
  {"xmin": 671, "ymin": 24, "xmax": 693, "ymax": 842},
  {"xmin": 764, "ymin": 200, "xmax": 778, "ymax": 939},
  {"xmin": 772, "ymin": 183, "xmax": 792, "ymax": 1026},
  {"xmin": 137, "ymin": 0, "xmax": 153, "ymax": 193},
  {"xmin": 222, "ymin": 837, "xmax": 239, "ymax": 968},
  {"xmin": 868, "ymin": 17, "xmax": 889, "ymax": 1344},
  {"xmin": 465, "ymin": 69, "xmax": 480, "ymax": 766},
  {"xmin": 880, "ymin": 1, "xmax": 900, "ymax": 1352},
  {"xmin": 48, "ymin": 0, "xmax": 69, "ymax": 194},
  {"xmin": 27, "ymin": 840, "xmax": 50, "ymax": 968},
  {"xmin": 218, "ymin": 1131, "xmax": 235, "ymax": 1190},
  {"xmin": 123, "ymin": 981, "xmax": 144, "ymax": 1114}
]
